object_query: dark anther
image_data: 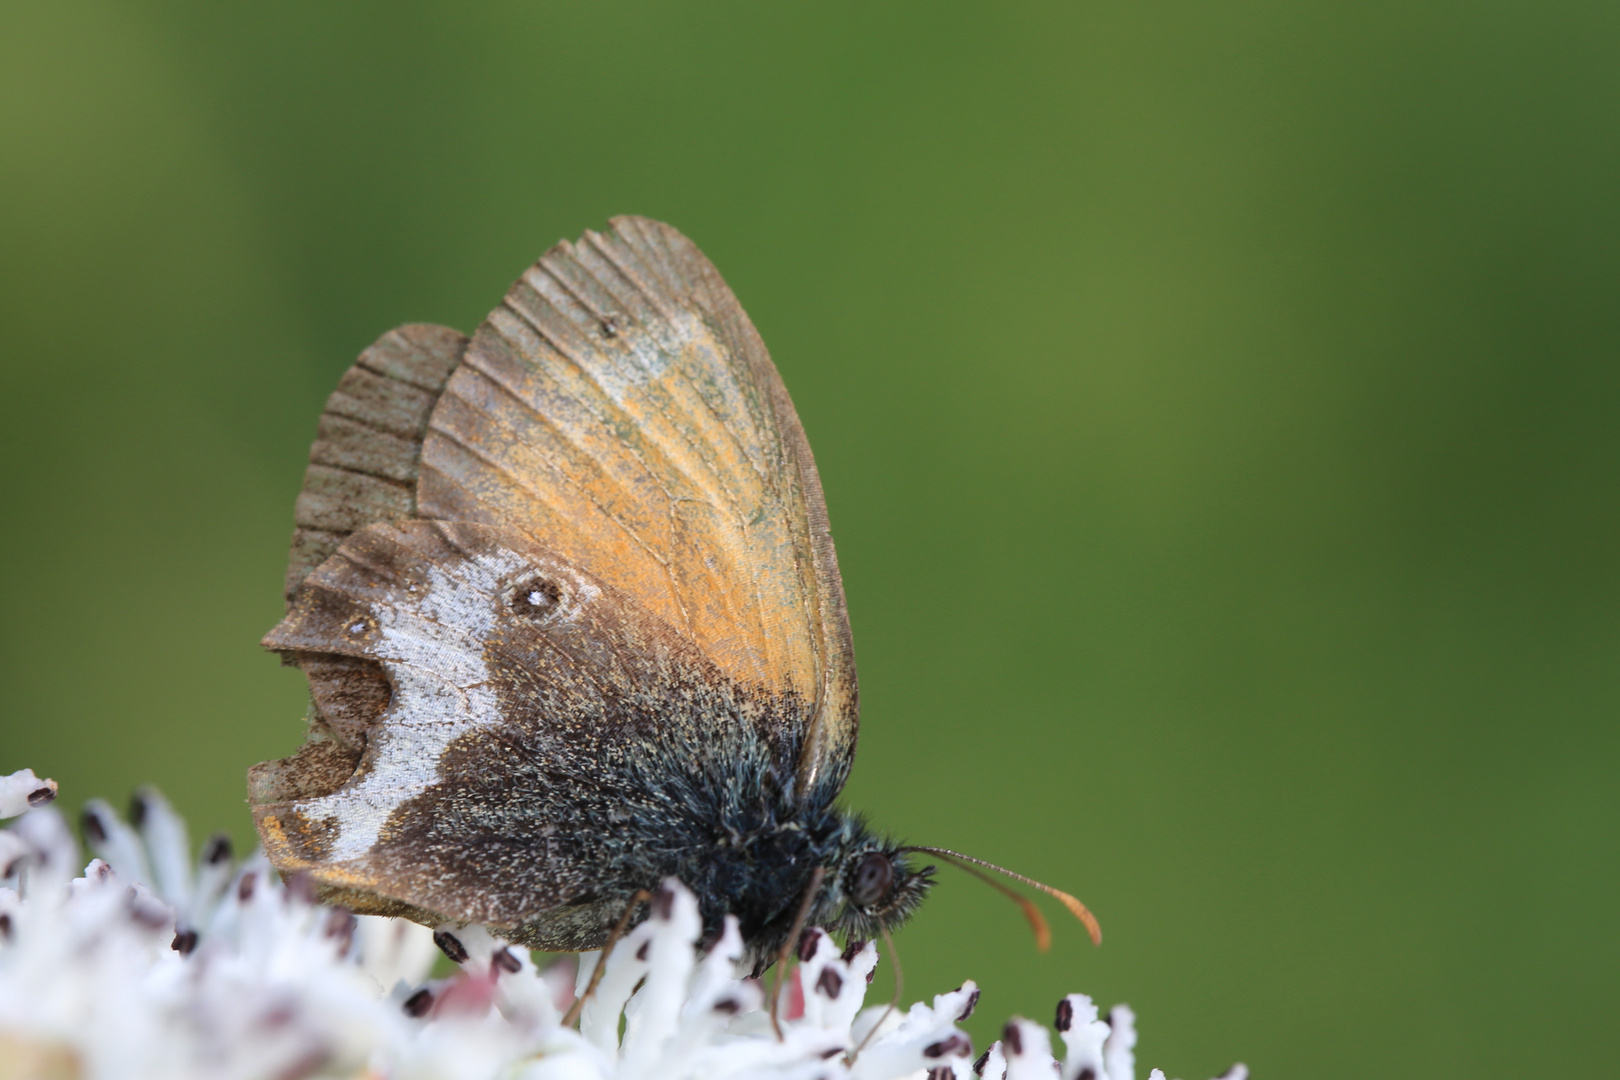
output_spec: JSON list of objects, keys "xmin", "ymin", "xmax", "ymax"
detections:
[
  {"xmin": 712, "ymin": 997, "xmax": 740, "ymax": 1015},
  {"xmin": 635, "ymin": 941, "xmax": 650, "ymax": 961},
  {"xmin": 973, "ymin": 1049, "xmax": 992, "ymax": 1076},
  {"xmin": 0, "ymin": 913, "xmax": 12, "ymax": 940},
  {"xmin": 433, "ymin": 930, "xmax": 470, "ymax": 964},
  {"xmin": 510, "ymin": 577, "xmax": 561, "ymax": 617},
  {"xmin": 27, "ymin": 786, "xmax": 55, "ymax": 808},
  {"xmin": 924, "ymin": 1034, "xmax": 971, "ymax": 1058},
  {"xmin": 866, "ymin": 965, "xmax": 876, "ymax": 984},
  {"xmin": 819, "ymin": 1048, "xmax": 843, "ymax": 1060},
  {"xmin": 1078, "ymin": 1069, "xmax": 1098, "ymax": 1080},
  {"xmin": 324, "ymin": 908, "xmax": 357, "ymax": 954},
  {"xmin": 491, "ymin": 947, "xmax": 522, "ymax": 974},
  {"xmin": 653, "ymin": 884, "xmax": 675, "ymax": 920},
  {"xmin": 129, "ymin": 794, "xmax": 147, "ymax": 827},
  {"xmin": 1056, "ymin": 997, "xmax": 1074, "ymax": 1032},
  {"xmin": 203, "ymin": 833, "xmax": 233, "ymax": 865},
  {"xmin": 80, "ymin": 808, "xmax": 107, "ymax": 844},
  {"xmin": 815, "ymin": 967, "xmax": 843, "ymax": 998},
  {"xmin": 841, "ymin": 938, "xmax": 867, "ymax": 963},
  {"xmin": 1, "ymin": 855, "xmax": 25, "ymax": 879},
  {"xmin": 797, "ymin": 927, "xmax": 823, "ymax": 962},
  {"xmin": 1003, "ymin": 1023, "xmax": 1024, "ymax": 1056},
  {"xmin": 172, "ymin": 928, "xmax": 199, "ymax": 955},
  {"xmin": 928, "ymin": 1069, "xmax": 955, "ymax": 1080},
  {"xmin": 236, "ymin": 871, "xmax": 257, "ymax": 903},
  {"xmin": 284, "ymin": 871, "xmax": 317, "ymax": 906},
  {"xmin": 403, "ymin": 988, "xmax": 434, "ymax": 1018},
  {"xmin": 959, "ymin": 985, "xmax": 981, "ymax": 1021},
  {"xmin": 850, "ymin": 851, "xmax": 895, "ymax": 908}
]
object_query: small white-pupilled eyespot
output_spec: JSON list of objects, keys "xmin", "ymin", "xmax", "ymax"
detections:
[
  {"xmin": 0, "ymin": 776, "xmax": 1245, "ymax": 1080},
  {"xmin": 507, "ymin": 574, "xmax": 564, "ymax": 620}
]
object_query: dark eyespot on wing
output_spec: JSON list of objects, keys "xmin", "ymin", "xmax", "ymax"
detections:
[{"xmin": 507, "ymin": 576, "xmax": 561, "ymax": 617}]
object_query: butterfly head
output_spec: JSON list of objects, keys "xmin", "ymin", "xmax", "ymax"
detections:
[
  {"xmin": 829, "ymin": 847, "xmax": 933, "ymax": 943},
  {"xmin": 811, "ymin": 818, "xmax": 935, "ymax": 943}
]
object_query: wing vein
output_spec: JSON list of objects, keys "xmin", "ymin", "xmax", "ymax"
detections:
[{"xmin": 428, "ymin": 401, "xmax": 694, "ymax": 642}]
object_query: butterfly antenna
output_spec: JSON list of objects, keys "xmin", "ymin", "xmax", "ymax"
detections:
[
  {"xmin": 769, "ymin": 865, "xmax": 826, "ymax": 1040},
  {"xmin": 562, "ymin": 889, "xmax": 650, "ymax": 1028},
  {"xmin": 900, "ymin": 847, "xmax": 1102, "ymax": 947},
  {"xmin": 846, "ymin": 923, "xmax": 903, "ymax": 1064}
]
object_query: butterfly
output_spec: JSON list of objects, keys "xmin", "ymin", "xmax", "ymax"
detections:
[{"xmin": 249, "ymin": 217, "xmax": 1095, "ymax": 971}]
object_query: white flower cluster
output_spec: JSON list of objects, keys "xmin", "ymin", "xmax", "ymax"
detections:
[{"xmin": 0, "ymin": 770, "xmax": 1244, "ymax": 1080}]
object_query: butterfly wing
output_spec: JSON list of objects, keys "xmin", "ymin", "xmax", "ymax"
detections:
[
  {"xmin": 256, "ymin": 518, "xmax": 782, "ymax": 944},
  {"xmin": 417, "ymin": 217, "xmax": 856, "ymax": 795},
  {"xmin": 251, "ymin": 324, "xmax": 467, "ymax": 816},
  {"xmin": 283, "ymin": 323, "xmax": 467, "ymax": 602},
  {"xmin": 252, "ymin": 220, "xmax": 857, "ymax": 937}
]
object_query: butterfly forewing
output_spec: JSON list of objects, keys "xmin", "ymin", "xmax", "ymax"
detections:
[{"xmin": 417, "ymin": 216, "xmax": 855, "ymax": 794}]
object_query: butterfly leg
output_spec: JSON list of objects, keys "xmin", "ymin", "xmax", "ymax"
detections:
[{"xmin": 561, "ymin": 889, "xmax": 651, "ymax": 1028}]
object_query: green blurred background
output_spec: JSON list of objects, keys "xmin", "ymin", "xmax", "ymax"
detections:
[{"xmin": 3, "ymin": 2, "xmax": 1617, "ymax": 1074}]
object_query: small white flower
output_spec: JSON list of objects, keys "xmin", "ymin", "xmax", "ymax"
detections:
[
  {"xmin": 0, "ymin": 768, "xmax": 57, "ymax": 819},
  {"xmin": 0, "ymin": 769, "xmax": 1246, "ymax": 1080}
]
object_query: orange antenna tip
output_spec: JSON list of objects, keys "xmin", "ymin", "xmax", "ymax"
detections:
[
  {"xmin": 1016, "ymin": 891, "xmax": 1054, "ymax": 952},
  {"xmin": 903, "ymin": 846, "xmax": 1101, "ymax": 948},
  {"xmin": 1054, "ymin": 889, "xmax": 1103, "ymax": 947}
]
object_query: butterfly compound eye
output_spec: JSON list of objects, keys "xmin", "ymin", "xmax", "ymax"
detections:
[
  {"xmin": 509, "ymin": 577, "xmax": 561, "ymax": 617},
  {"xmin": 850, "ymin": 852, "xmax": 895, "ymax": 909}
]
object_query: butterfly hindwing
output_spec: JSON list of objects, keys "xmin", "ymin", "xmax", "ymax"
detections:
[{"xmin": 256, "ymin": 518, "xmax": 793, "ymax": 942}]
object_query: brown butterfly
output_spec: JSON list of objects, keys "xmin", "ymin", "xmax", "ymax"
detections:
[{"xmin": 249, "ymin": 217, "xmax": 1095, "ymax": 971}]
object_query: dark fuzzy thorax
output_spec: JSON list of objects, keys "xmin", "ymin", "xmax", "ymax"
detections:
[{"xmin": 554, "ymin": 701, "xmax": 931, "ymax": 966}]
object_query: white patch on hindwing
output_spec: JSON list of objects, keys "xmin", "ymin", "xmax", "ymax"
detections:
[{"xmin": 296, "ymin": 538, "xmax": 596, "ymax": 861}]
